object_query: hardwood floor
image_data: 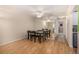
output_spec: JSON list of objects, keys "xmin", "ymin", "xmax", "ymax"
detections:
[{"xmin": 0, "ymin": 38, "xmax": 75, "ymax": 54}]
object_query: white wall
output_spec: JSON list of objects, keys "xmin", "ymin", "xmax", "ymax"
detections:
[
  {"xmin": 0, "ymin": 20, "xmax": 13, "ymax": 45},
  {"xmin": 34, "ymin": 19, "xmax": 44, "ymax": 30},
  {"xmin": 10, "ymin": 12, "xmax": 35, "ymax": 39},
  {"xmin": 0, "ymin": 6, "xmax": 35, "ymax": 45},
  {"xmin": 66, "ymin": 14, "xmax": 73, "ymax": 48}
]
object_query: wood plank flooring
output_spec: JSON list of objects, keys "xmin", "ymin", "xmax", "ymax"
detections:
[{"xmin": 0, "ymin": 38, "xmax": 75, "ymax": 54}]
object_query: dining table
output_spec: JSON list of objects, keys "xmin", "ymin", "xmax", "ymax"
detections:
[{"xmin": 27, "ymin": 29, "xmax": 50, "ymax": 43}]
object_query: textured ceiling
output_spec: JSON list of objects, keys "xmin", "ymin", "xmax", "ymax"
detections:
[
  {"xmin": 16, "ymin": 5, "xmax": 69, "ymax": 16},
  {"xmin": 0, "ymin": 5, "xmax": 75, "ymax": 18}
]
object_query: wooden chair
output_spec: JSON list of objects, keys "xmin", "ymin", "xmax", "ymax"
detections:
[
  {"xmin": 27, "ymin": 31, "xmax": 36, "ymax": 41},
  {"xmin": 35, "ymin": 30, "xmax": 47, "ymax": 43}
]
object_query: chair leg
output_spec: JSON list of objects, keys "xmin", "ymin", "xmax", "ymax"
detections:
[
  {"xmin": 43, "ymin": 38, "xmax": 45, "ymax": 42},
  {"xmin": 38, "ymin": 37, "xmax": 41, "ymax": 43},
  {"xmin": 34, "ymin": 37, "xmax": 36, "ymax": 43},
  {"xmin": 43, "ymin": 36, "xmax": 46, "ymax": 41},
  {"xmin": 30, "ymin": 36, "xmax": 33, "ymax": 41}
]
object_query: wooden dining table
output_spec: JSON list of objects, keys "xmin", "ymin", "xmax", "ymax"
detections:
[{"xmin": 27, "ymin": 29, "xmax": 50, "ymax": 43}]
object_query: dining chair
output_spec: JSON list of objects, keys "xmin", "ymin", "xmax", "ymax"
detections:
[
  {"xmin": 35, "ymin": 30, "xmax": 47, "ymax": 43},
  {"xmin": 27, "ymin": 31, "xmax": 36, "ymax": 41}
]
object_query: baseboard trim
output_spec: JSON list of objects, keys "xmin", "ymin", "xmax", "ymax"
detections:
[
  {"xmin": 0, "ymin": 38, "xmax": 23, "ymax": 46},
  {"xmin": 66, "ymin": 38, "xmax": 73, "ymax": 48}
]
